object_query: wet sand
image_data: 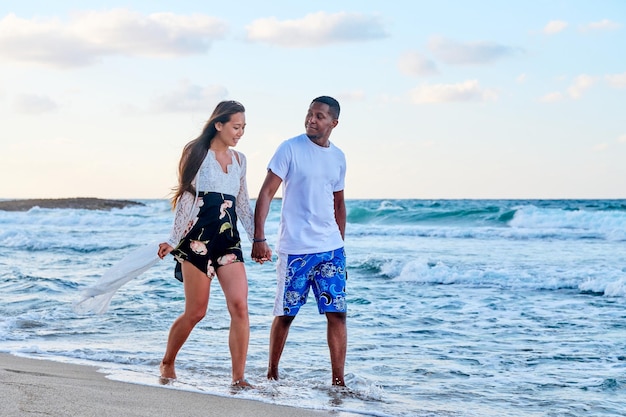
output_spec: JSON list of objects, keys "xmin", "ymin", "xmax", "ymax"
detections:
[{"xmin": 0, "ymin": 353, "xmax": 333, "ymax": 417}]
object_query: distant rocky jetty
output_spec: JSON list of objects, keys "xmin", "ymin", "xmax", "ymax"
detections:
[{"xmin": 0, "ymin": 198, "xmax": 145, "ymax": 211}]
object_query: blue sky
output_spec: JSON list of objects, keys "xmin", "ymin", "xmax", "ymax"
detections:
[{"xmin": 1, "ymin": 1, "xmax": 624, "ymax": 199}]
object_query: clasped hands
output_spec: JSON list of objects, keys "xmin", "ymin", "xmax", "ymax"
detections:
[{"xmin": 251, "ymin": 241, "xmax": 272, "ymax": 264}]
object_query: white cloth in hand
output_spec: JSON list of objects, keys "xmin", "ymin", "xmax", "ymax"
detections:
[{"xmin": 74, "ymin": 242, "xmax": 161, "ymax": 315}]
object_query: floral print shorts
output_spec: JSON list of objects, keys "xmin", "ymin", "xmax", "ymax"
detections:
[
  {"xmin": 273, "ymin": 248, "xmax": 347, "ymax": 316},
  {"xmin": 172, "ymin": 192, "xmax": 243, "ymax": 281}
]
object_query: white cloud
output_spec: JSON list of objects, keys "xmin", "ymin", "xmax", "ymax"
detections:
[
  {"xmin": 593, "ymin": 143, "xmax": 608, "ymax": 152},
  {"xmin": 245, "ymin": 11, "xmax": 388, "ymax": 47},
  {"xmin": 605, "ymin": 72, "xmax": 626, "ymax": 88},
  {"xmin": 516, "ymin": 73, "xmax": 527, "ymax": 83},
  {"xmin": 539, "ymin": 92, "xmax": 563, "ymax": 102},
  {"xmin": 0, "ymin": 10, "xmax": 228, "ymax": 68},
  {"xmin": 398, "ymin": 51, "xmax": 438, "ymax": 77},
  {"xmin": 13, "ymin": 94, "xmax": 58, "ymax": 114},
  {"xmin": 618, "ymin": 134, "xmax": 626, "ymax": 143},
  {"xmin": 427, "ymin": 36, "xmax": 520, "ymax": 65},
  {"xmin": 543, "ymin": 20, "xmax": 568, "ymax": 34},
  {"xmin": 150, "ymin": 81, "xmax": 228, "ymax": 113},
  {"xmin": 541, "ymin": 74, "xmax": 597, "ymax": 102},
  {"xmin": 409, "ymin": 80, "xmax": 497, "ymax": 104},
  {"xmin": 337, "ymin": 90, "xmax": 366, "ymax": 101},
  {"xmin": 581, "ymin": 19, "xmax": 621, "ymax": 32},
  {"xmin": 567, "ymin": 74, "xmax": 595, "ymax": 99}
]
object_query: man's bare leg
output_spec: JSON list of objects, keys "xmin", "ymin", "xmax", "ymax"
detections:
[
  {"xmin": 267, "ymin": 315, "xmax": 295, "ymax": 380},
  {"xmin": 326, "ymin": 312, "xmax": 347, "ymax": 386}
]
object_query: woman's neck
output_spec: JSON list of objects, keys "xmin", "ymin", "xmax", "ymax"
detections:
[{"xmin": 210, "ymin": 143, "xmax": 230, "ymax": 153}]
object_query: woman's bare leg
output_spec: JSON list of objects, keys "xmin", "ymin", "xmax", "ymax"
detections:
[
  {"xmin": 216, "ymin": 262, "xmax": 250, "ymax": 384},
  {"xmin": 160, "ymin": 261, "xmax": 211, "ymax": 379}
]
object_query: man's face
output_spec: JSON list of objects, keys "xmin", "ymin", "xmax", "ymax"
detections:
[{"xmin": 304, "ymin": 102, "xmax": 337, "ymax": 141}]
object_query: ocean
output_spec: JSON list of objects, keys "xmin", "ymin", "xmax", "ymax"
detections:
[{"xmin": 1, "ymin": 199, "xmax": 625, "ymax": 417}]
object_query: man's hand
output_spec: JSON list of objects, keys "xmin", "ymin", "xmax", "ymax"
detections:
[{"xmin": 251, "ymin": 241, "xmax": 273, "ymax": 264}]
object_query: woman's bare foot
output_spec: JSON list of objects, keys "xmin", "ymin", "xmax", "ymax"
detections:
[
  {"xmin": 231, "ymin": 379, "xmax": 254, "ymax": 389},
  {"xmin": 160, "ymin": 361, "xmax": 176, "ymax": 380},
  {"xmin": 159, "ymin": 376, "xmax": 176, "ymax": 385}
]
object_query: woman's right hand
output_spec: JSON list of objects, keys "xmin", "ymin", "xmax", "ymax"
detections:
[{"xmin": 158, "ymin": 243, "xmax": 174, "ymax": 259}]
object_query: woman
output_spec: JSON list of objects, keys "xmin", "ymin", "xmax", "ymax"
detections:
[{"xmin": 157, "ymin": 100, "xmax": 254, "ymax": 388}]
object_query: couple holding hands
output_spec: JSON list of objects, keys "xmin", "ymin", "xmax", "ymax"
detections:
[{"xmin": 156, "ymin": 96, "xmax": 347, "ymax": 388}]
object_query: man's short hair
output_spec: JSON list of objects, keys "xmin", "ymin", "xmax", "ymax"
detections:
[{"xmin": 312, "ymin": 96, "xmax": 340, "ymax": 119}]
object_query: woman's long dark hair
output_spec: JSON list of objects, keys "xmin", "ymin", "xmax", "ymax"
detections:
[{"xmin": 170, "ymin": 100, "xmax": 245, "ymax": 208}]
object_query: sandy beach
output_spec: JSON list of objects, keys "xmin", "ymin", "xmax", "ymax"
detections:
[{"xmin": 0, "ymin": 354, "xmax": 334, "ymax": 417}]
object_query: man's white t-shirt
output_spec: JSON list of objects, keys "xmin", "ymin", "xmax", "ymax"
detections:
[{"xmin": 268, "ymin": 134, "xmax": 346, "ymax": 254}]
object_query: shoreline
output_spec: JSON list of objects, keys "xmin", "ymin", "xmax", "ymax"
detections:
[
  {"xmin": 0, "ymin": 353, "xmax": 335, "ymax": 417},
  {"xmin": 0, "ymin": 197, "xmax": 145, "ymax": 211}
]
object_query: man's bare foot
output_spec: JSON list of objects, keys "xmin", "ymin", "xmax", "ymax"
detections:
[
  {"xmin": 267, "ymin": 366, "xmax": 279, "ymax": 380},
  {"xmin": 160, "ymin": 361, "xmax": 176, "ymax": 380},
  {"xmin": 333, "ymin": 377, "xmax": 346, "ymax": 386}
]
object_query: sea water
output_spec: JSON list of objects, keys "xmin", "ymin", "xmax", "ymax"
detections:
[{"xmin": 1, "ymin": 199, "xmax": 625, "ymax": 417}]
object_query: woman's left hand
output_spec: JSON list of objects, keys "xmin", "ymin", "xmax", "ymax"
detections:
[{"xmin": 251, "ymin": 241, "xmax": 272, "ymax": 264}]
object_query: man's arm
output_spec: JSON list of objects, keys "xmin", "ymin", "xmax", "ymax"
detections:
[
  {"xmin": 333, "ymin": 190, "xmax": 346, "ymax": 240},
  {"xmin": 251, "ymin": 170, "xmax": 283, "ymax": 263}
]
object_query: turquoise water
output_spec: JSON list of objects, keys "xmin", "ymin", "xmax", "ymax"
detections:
[{"xmin": 1, "ymin": 199, "xmax": 625, "ymax": 416}]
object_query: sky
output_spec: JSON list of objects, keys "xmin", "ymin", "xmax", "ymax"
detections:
[{"xmin": 0, "ymin": 0, "xmax": 625, "ymax": 200}]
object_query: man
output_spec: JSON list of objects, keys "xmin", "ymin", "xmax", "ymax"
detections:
[{"xmin": 251, "ymin": 96, "xmax": 347, "ymax": 386}]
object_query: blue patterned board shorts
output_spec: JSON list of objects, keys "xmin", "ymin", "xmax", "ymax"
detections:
[
  {"xmin": 171, "ymin": 192, "xmax": 243, "ymax": 282},
  {"xmin": 273, "ymin": 248, "xmax": 347, "ymax": 316}
]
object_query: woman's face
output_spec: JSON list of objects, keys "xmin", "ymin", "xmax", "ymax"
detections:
[{"xmin": 215, "ymin": 112, "xmax": 246, "ymax": 147}]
